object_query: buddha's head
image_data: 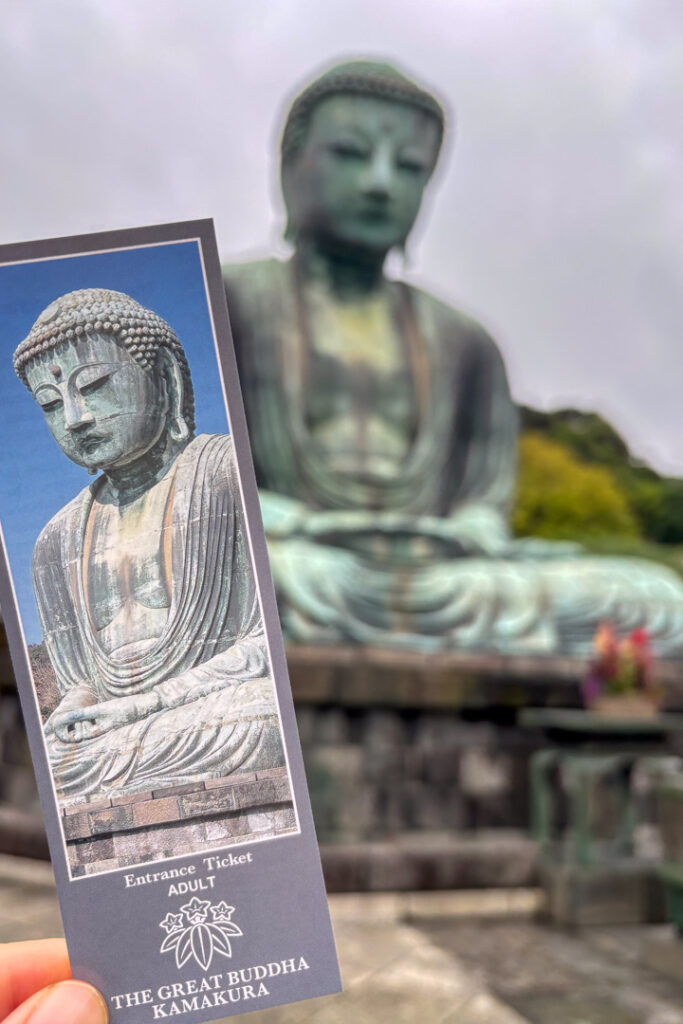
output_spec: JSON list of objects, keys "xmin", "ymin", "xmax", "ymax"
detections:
[
  {"xmin": 14, "ymin": 289, "xmax": 195, "ymax": 474},
  {"xmin": 280, "ymin": 59, "xmax": 446, "ymax": 257}
]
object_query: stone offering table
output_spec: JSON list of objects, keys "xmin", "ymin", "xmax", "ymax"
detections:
[
  {"xmin": 522, "ymin": 707, "xmax": 683, "ymax": 925},
  {"xmin": 643, "ymin": 765, "xmax": 683, "ymax": 983}
]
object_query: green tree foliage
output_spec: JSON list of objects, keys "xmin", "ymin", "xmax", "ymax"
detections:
[
  {"xmin": 513, "ymin": 432, "xmax": 639, "ymax": 540},
  {"xmin": 27, "ymin": 642, "xmax": 59, "ymax": 721},
  {"xmin": 520, "ymin": 407, "xmax": 631, "ymax": 465},
  {"xmin": 519, "ymin": 407, "xmax": 683, "ymax": 544}
]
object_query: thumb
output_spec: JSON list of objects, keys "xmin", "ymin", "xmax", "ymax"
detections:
[{"xmin": 3, "ymin": 980, "xmax": 108, "ymax": 1024}]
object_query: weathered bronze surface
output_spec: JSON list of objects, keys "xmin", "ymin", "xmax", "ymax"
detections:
[
  {"xmin": 16, "ymin": 288, "xmax": 285, "ymax": 799},
  {"xmin": 223, "ymin": 60, "xmax": 683, "ymax": 656}
]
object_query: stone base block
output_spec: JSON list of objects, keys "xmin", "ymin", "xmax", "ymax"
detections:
[
  {"xmin": 0, "ymin": 803, "xmax": 49, "ymax": 860},
  {"xmin": 320, "ymin": 830, "xmax": 538, "ymax": 893},
  {"xmin": 642, "ymin": 929, "xmax": 683, "ymax": 983},
  {"xmin": 64, "ymin": 768, "xmax": 296, "ymax": 875},
  {"xmin": 539, "ymin": 856, "xmax": 666, "ymax": 926}
]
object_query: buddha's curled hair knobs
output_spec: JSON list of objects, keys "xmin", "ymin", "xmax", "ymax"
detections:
[
  {"xmin": 14, "ymin": 288, "xmax": 195, "ymax": 433},
  {"xmin": 280, "ymin": 58, "xmax": 447, "ymax": 168}
]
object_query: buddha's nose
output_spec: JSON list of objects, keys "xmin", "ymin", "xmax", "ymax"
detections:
[
  {"xmin": 64, "ymin": 393, "xmax": 95, "ymax": 432},
  {"xmin": 362, "ymin": 149, "xmax": 394, "ymax": 200}
]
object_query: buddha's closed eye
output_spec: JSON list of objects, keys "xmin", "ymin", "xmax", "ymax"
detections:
[
  {"xmin": 74, "ymin": 363, "xmax": 119, "ymax": 394},
  {"xmin": 40, "ymin": 398, "xmax": 62, "ymax": 413},
  {"xmin": 397, "ymin": 157, "xmax": 427, "ymax": 174},
  {"xmin": 78, "ymin": 372, "xmax": 112, "ymax": 396},
  {"xmin": 35, "ymin": 387, "xmax": 62, "ymax": 412},
  {"xmin": 329, "ymin": 141, "xmax": 369, "ymax": 160}
]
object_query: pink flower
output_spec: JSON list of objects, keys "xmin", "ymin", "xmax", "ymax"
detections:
[
  {"xmin": 594, "ymin": 622, "xmax": 618, "ymax": 658},
  {"xmin": 629, "ymin": 628, "xmax": 650, "ymax": 648}
]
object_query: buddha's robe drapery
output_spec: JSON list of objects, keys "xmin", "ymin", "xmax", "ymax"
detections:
[
  {"xmin": 224, "ymin": 259, "xmax": 683, "ymax": 656},
  {"xmin": 32, "ymin": 433, "xmax": 285, "ymax": 797}
]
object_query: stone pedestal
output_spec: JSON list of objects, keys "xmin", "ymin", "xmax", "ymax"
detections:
[
  {"xmin": 540, "ymin": 856, "xmax": 665, "ymax": 926},
  {"xmin": 4, "ymin": 636, "xmax": 683, "ymax": 893},
  {"xmin": 643, "ymin": 929, "xmax": 683, "ymax": 984},
  {"xmin": 288, "ymin": 645, "xmax": 590, "ymax": 846},
  {"xmin": 289, "ymin": 648, "xmax": 676, "ymax": 850},
  {"xmin": 286, "ymin": 645, "xmax": 683, "ymax": 712},
  {"xmin": 63, "ymin": 767, "xmax": 296, "ymax": 876},
  {"xmin": 321, "ymin": 831, "xmax": 538, "ymax": 893}
]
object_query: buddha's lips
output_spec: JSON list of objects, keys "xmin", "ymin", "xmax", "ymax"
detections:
[
  {"xmin": 357, "ymin": 207, "xmax": 392, "ymax": 222},
  {"xmin": 77, "ymin": 434, "xmax": 107, "ymax": 454}
]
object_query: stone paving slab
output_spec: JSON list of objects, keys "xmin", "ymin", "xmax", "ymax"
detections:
[
  {"xmin": 0, "ymin": 855, "xmax": 528, "ymax": 1023},
  {"xmin": 421, "ymin": 917, "xmax": 683, "ymax": 1024}
]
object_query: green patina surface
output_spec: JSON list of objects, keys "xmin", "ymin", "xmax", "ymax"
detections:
[
  {"xmin": 19, "ymin": 289, "xmax": 286, "ymax": 808},
  {"xmin": 223, "ymin": 59, "xmax": 683, "ymax": 658}
]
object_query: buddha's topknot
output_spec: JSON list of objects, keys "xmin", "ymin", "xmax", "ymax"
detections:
[
  {"xmin": 280, "ymin": 59, "xmax": 447, "ymax": 168},
  {"xmin": 13, "ymin": 288, "xmax": 195, "ymax": 432}
]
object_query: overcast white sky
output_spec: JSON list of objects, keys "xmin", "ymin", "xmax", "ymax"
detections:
[{"xmin": 1, "ymin": 0, "xmax": 681, "ymax": 472}]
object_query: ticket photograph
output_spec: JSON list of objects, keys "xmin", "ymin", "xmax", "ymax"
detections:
[{"xmin": 0, "ymin": 220, "xmax": 339, "ymax": 1023}]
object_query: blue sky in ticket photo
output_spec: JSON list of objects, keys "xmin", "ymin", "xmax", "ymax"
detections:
[{"xmin": 0, "ymin": 239, "xmax": 230, "ymax": 643}]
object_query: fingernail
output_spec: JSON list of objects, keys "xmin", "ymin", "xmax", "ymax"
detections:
[{"xmin": 24, "ymin": 981, "xmax": 108, "ymax": 1024}]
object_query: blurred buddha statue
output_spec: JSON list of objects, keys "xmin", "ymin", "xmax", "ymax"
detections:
[
  {"xmin": 16, "ymin": 288, "xmax": 285, "ymax": 799},
  {"xmin": 223, "ymin": 60, "xmax": 683, "ymax": 656}
]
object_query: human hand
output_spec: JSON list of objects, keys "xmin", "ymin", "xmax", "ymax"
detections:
[{"xmin": 0, "ymin": 938, "xmax": 107, "ymax": 1023}]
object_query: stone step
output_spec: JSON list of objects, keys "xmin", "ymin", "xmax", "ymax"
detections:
[
  {"xmin": 320, "ymin": 830, "xmax": 538, "ymax": 892},
  {"xmin": 0, "ymin": 806, "xmax": 537, "ymax": 894}
]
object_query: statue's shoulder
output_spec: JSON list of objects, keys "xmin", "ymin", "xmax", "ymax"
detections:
[
  {"xmin": 32, "ymin": 486, "xmax": 92, "ymax": 569},
  {"xmin": 222, "ymin": 257, "xmax": 289, "ymax": 311},
  {"xmin": 182, "ymin": 433, "xmax": 239, "ymax": 488},
  {"xmin": 407, "ymin": 283, "xmax": 502, "ymax": 361}
]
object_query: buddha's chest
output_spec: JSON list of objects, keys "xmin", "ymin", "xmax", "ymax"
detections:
[
  {"xmin": 301, "ymin": 291, "xmax": 419, "ymax": 474},
  {"xmin": 83, "ymin": 474, "xmax": 175, "ymax": 651}
]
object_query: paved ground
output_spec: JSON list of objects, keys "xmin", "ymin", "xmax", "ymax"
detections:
[
  {"xmin": 421, "ymin": 917, "xmax": 683, "ymax": 1024},
  {"xmin": 3, "ymin": 854, "xmax": 683, "ymax": 1023},
  {"xmin": 0, "ymin": 855, "xmax": 528, "ymax": 1024}
]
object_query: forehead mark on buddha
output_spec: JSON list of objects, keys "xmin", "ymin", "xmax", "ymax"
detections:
[{"xmin": 280, "ymin": 59, "xmax": 448, "ymax": 170}]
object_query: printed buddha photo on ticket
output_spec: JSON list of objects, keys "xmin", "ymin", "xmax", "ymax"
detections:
[{"xmin": 0, "ymin": 225, "xmax": 298, "ymax": 878}]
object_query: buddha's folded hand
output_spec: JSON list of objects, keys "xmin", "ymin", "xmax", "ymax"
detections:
[
  {"xmin": 300, "ymin": 509, "xmax": 506, "ymax": 558},
  {"xmin": 46, "ymin": 694, "xmax": 149, "ymax": 743},
  {"xmin": 259, "ymin": 490, "xmax": 307, "ymax": 537}
]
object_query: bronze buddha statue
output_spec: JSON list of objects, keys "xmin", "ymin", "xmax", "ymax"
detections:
[
  {"xmin": 17, "ymin": 288, "xmax": 286, "ymax": 798},
  {"xmin": 223, "ymin": 60, "xmax": 683, "ymax": 656}
]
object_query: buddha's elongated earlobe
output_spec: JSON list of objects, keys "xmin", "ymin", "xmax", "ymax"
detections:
[
  {"xmin": 284, "ymin": 216, "xmax": 297, "ymax": 244},
  {"xmin": 160, "ymin": 349, "xmax": 190, "ymax": 442},
  {"xmin": 397, "ymin": 239, "xmax": 411, "ymax": 271},
  {"xmin": 169, "ymin": 412, "xmax": 190, "ymax": 443},
  {"xmin": 282, "ymin": 174, "xmax": 296, "ymax": 244}
]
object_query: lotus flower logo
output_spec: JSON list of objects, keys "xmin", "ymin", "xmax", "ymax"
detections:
[{"xmin": 159, "ymin": 898, "xmax": 243, "ymax": 971}]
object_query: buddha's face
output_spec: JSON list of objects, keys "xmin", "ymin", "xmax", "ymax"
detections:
[
  {"xmin": 283, "ymin": 94, "xmax": 441, "ymax": 255},
  {"xmin": 25, "ymin": 333, "xmax": 168, "ymax": 472}
]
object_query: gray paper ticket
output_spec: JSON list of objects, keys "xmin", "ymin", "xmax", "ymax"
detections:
[{"xmin": 0, "ymin": 220, "xmax": 340, "ymax": 1022}]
